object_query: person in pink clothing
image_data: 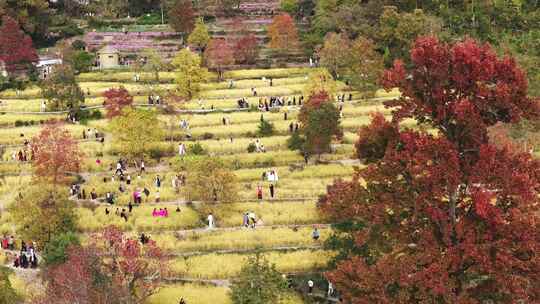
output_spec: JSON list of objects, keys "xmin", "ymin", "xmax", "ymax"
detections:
[
  {"xmin": 163, "ymin": 208, "xmax": 169, "ymax": 217},
  {"xmin": 152, "ymin": 208, "xmax": 158, "ymax": 217}
]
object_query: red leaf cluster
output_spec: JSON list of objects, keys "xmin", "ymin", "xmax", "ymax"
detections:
[
  {"xmin": 0, "ymin": 16, "xmax": 38, "ymax": 74},
  {"xmin": 328, "ymin": 36, "xmax": 540, "ymax": 303},
  {"xmin": 204, "ymin": 38, "xmax": 234, "ymax": 79},
  {"xmin": 234, "ymin": 34, "xmax": 259, "ymax": 64},
  {"xmin": 37, "ymin": 226, "xmax": 169, "ymax": 304},
  {"xmin": 298, "ymin": 91, "xmax": 331, "ymax": 124},
  {"xmin": 103, "ymin": 87, "xmax": 133, "ymax": 119}
]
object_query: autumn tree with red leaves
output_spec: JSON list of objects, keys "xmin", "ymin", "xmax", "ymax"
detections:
[
  {"xmin": 234, "ymin": 34, "xmax": 259, "ymax": 65},
  {"xmin": 0, "ymin": 15, "xmax": 38, "ymax": 74},
  {"xmin": 267, "ymin": 14, "xmax": 299, "ymax": 53},
  {"xmin": 168, "ymin": 0, "xmax": 196, "ymax": 38},
  {"xmin": 31, "ymin": 122, "xmax": 82, "ymax": 185},
  {"xmin": 36, "ymin": 226, "xmax": 169, "ymax": 304},
  {"xmin": 320, "ymin": 36, "xmax": 540, "ymax": 303},
  {"xmin": 204, "ymin": 38, "xmax": 234, "ymax": 81},
  {"xmin": 103, "ymin": 87, "xmax": 133, "ymax": 119}
]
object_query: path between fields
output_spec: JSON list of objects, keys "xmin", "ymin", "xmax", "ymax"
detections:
[{"xmin": 82, "ymin": 223, "xmax": 331, "ymax": 236}]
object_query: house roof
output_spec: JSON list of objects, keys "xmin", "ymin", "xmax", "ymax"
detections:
[{"xmin": 98, "ymin": 45, "xmax": 119, "ymax": 54}]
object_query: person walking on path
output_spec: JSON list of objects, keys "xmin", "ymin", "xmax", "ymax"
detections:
[
  {"xmin": 207, "ymin": 213, "xmax": 215, "ymax": 229},
  {"xmin": 257, "ymin": 185, "xmax": 263, "ymax": 201},
  {"xmin": 269, "ymin": 184, "xmax": 275, "ymax": 198}
]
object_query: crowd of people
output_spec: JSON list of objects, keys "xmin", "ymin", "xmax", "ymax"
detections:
[{"xmin": 1, "ymin": 237, "xmax": 39, "ymax": 269}]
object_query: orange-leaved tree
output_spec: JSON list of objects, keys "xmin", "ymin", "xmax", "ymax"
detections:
[
  {"xmin": 267, "ymin": 14, "xmax": 299, "ymax": 53},
  {"xmin": 31, "ymin": 122, "xmax": 82, "ymax": 185}
]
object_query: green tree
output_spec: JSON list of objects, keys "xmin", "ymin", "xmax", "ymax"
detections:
[
  {"xmin": 257, "ymin": 118, "xmax": 275, "ymax": 137},
  {"xmin": 0, "ymin": 267, "xmax": 21, "ymax": 304},
  {"xmin": 299, "ymin": 91, "xmax": 342, "ymax": 159},
  {"xmin": 8, "ymin": 184, "xmax": 77, "ymax": 247},
  {"xmin": 376, "ymin": 7, "xmax": 436, "ymax": 65},
  {"xmin": 319, "ymin": 34, "xmax": 383, "ymax": 97},
  {"xmin": 280, "ymin": 0, "xmax": 299, "ymax": 15},
  {"xmin": 42, "ymin": 231, "xmax": 80, "ymax": 266},
  {"xmin": 172, "ymin": 48, "xmax": 209, "ymax": 99},
  {"xmin": 182, "ymin": 156, "xmax": 238, "ymax": 202},
  {"xmin": 187, "ymin": 18, "xmax": 210, "ymax": 51},
  {"xmin": 286, "ymin": 130, "xmax": 304, "ymax": 151},
  {"xmin": 343, "ymin": 37, "xmax": 384, "ymax": 98},
  {"xmin": 70, "ymin": 51, "xmax": 95, "ymax": 74},
  {"xmin": 109, "ymin": 107, "xmax": 164, "ymax": 160},
  {"xmin": 230, "ymin": 252, "xmax": 288, "ymax": 304},
  {"xmin": 142, "ymin": 48, "xmax": 168, "ymax": 82},
  {"xmin": 40, "ymin": 64, "xmax": 85, "ymax": 111},
  {"xmin": 317, "ymin": 32, "xmax": 350, "ymax": 79}
]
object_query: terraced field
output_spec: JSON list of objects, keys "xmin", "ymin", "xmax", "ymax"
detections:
[{"xmin": 0, "ymin": 67, "xmax": 400, "ymax": 303}]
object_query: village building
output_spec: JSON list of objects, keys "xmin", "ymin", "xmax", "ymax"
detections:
[
  {"xmin": 97, "ymin": 45, "xmax": 120, "ymax": 69},
  {"xmin": 36, "ymin": 56, "xmax": 63, "ymax": 79}
]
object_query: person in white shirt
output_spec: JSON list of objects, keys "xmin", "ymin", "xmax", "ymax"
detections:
[
  {"xmin": 207, "ymin": 213, "xmax": 214, "ymax": 229},
  {"xmin": 308, "ymin": 280, "xmax": 314, "ymax": 294}
]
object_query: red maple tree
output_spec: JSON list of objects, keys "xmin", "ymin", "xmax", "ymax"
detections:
[
  {"xmin": 36, "ymin": 226, "xmax": 169, "ymax": 304},
  {"xmin": 0, "ymin": 16, "xmax": 38, "ymax": 74},
  {"xmin": 103, "ymin": 87, "xmax": 134, "ymax": 119},
  {"xmin": 168, "ymin": 0, "xmax": 196, "ymax": 37},
  {"xmin": 204, "ymin": 38, "xmax": 234, "ymax": 81},
  {"xmin": 234, "ymin": 34, "xmax": 259, "ymax": 65},
  {"xmin": 31, "ymin": 122, "xmax": 82, "ymax": 185},
  {"xmin": 320, "ymin": 36, "xmax": 540, "ymax": 303}
]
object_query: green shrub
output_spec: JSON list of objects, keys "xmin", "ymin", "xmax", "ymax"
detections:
[
  {"xmin": 189, "ymin": 142, "xmax": 207, "ymax": 155},
  {"xmin": 247, "ymin": 142, "xmax": 257, "ymax": 153},
  {"xmin": 72, "ymin": 40, "xmax": 87, "ymax": 50},
  {"xmin": 137, "ymin": 13, "xmax": 163, "ymax": 25},
  {"xmin": 280, "ymin": 0, "xmax": 299, "ymax": 15},
  {"xmin": 43, "ymin": 231, "xmax": 80, "ymax": 266},
  {"xmin": 202, "ymin": 132, "xmax": 214, "ymax": 140},
  {"xmin": 287, "ymin": 131, "xmax": 304, "ymax": 151},
  {"xmin": 257, "ymin": 119, "xmax": 275, "ymax": 137}
]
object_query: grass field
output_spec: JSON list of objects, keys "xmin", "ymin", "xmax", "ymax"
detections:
[{"xmin": 0, "ymin": 66, "xmax": 402, "ymax": 303}]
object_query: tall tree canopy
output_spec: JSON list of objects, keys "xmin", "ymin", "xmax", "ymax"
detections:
[
  {"xmin": 230, "ymin": 252, "xmax": 288, "ymax": 304},
  {"xmin": 110, "ymin": 107, "xmax": 164, "ymax": 160},
  {"xmin": 298, "ymin": 91, "xmax": 342, "ymax": 159},
  {"xmin": 267, "ymin": 14, "xmax": 300, "ymax": 52},
  {"xmin": 103, "ymin": 87, "xmax": 133, "ymax": 119},
  {"xmin": 31, "ymin": 122, "xmax": 82, "ymax": 185},
  {"xmin": 40, "ymin": 64, "xmax": 85, "ymax": 111},
  {"xmin": 204, "ymin": 38, "xmax": 234, "ymax": 81},
  {"xmin": 172, "ymin": 48, "xmax": 209, "ymax": 99},
  {"xmin": 168, "ymin": 0, "xmax": 196, "ymax": 37},
  {"xmin": 187, "ymin": 18, "xmax": 210, "ymax": 51},
  {"xmin": 182, "ymin": 156, "xmax": 239, "ymax": 203},
  {"xmin": 318, "ymin": 33, "xmax": 383, "ymax": 97},
  {"xmin": 0, "ymin": 15, "xmax": 38, "ymax": 74},
  {"xmin": 9, "ymin": 184, "xmax": 77, "ymax": 247},
  {"xmin": 320, "ymin": 36, "xmax": 540, "ymax": 303}
]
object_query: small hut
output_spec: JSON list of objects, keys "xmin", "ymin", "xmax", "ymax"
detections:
[{"xmin": 98, "ymin": 45, "xmax": 119, "ymax": 69}]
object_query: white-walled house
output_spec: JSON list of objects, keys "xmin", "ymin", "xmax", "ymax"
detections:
[{"xmin": 36, "ymin": 56, "xmax": 63, "ymax": 79}]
